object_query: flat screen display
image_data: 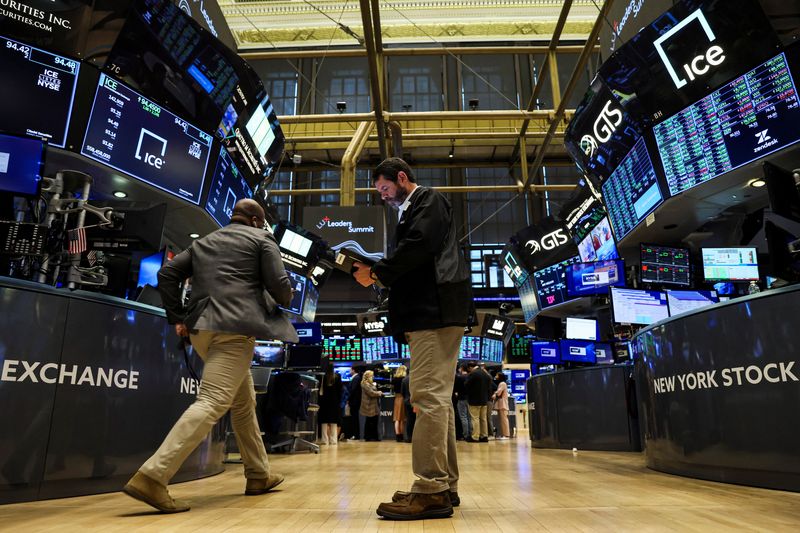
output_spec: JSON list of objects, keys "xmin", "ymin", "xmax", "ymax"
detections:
[
  {"xmin": 518, "ymin": 276, "xmax": 540, "ymax": 322},
  {"xmin": 480, "ymin": 338, "xmax": 504, "ymax": 364},
  {"xmin": 701, "ymin": 248, "xmax": 759, "ymax": 281},
  {"xmin": 508, "ymin": 334, "xmax": 534, "ymax": 364},
  {"xmin": 666, "ymin": 290, "xmax": 719, "ymax": 316},
  {"xmin": 81, "ymin": 74, "xmax": 212, "ymax": 204},
  {"xmin": 322, "ymin": 335, "xmax": 362, "ymax": 362},
  {"xmin": 281, "ymin": 270, "xmax": 308, "ymax": 316},
  {"xmin": 510, "ymin": 370, "xmax": 530, "ymax": 395},
  {"xmin": 136, "ymin": 250, "xmax": 163, "ymax": 288},
  {"xmin": 533, "ymin": 256, "xmax": 581, "ymax": 309},
  {"xmin": 286, "ymin": 344, "xmax": 323, "ymax": 369},
  {"xmin": 0, "ymin": 35, "xmax": 79, "ymax": 148},
  {"xmin": 301, "ymin": 282, "xmax": 319, "ymax": 323},
  {"xmin": 559, "ymin": 339, "xmax": 596, "ymax": 364},
  {"xmin": 594, "ymin": 343, "xmax": 614, "ymax": 364},
  {"xmin": 293, "ymin": 322, "xmax": 322, "ymax": 345},
  {"xmin": 566, "ymin": 317, "xmax": 598, "ymax": 341},
  {"xmin": 611, "ymin": 287, "xmax": 670, "ymax": 325},
  {"xmin": 640, "ymin": 244, "xmax": 691, "ymax": 286},
  {"xmin": 361, "ymin": 336, "xmax": 400, "ymax": 362},
  {"xmin": 205, "ymin": 147, "xmax": 253, "ymax": 227},
  {"xmin": 532, "ymin": 341, "xmax": 561, "ymax": 365},
  {"xmin": 333, "ymin": 366, "xmax": 352, "ymax": 381},
  {"xmin": 252, "ymin": 340, "xmax": 286, "ymax": 368},
  {"xmin": 654, "ymin": 52, "xmax": 800, "ymax": 197},
  {"xmin": 602, "ymin": 136, "xmax": 664, "ymax": 242},
  {"xmin": 567, "ymin": 259, "xmax": 625, "ymax": 297},
  {"xmin": 460, "ymin": 336, "xmax": 482, "ymax": 360},
  {"xmin": 0, "ymin": 132, "xmax": 44, "ymax": 196},
  {"xmin": 577, "ymin": 216, "xmax": 619, "ymax": 263}
]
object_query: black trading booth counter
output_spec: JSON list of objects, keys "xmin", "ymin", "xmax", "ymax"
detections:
[
  {"xmin": 632, "ymin": 284, "xmax": 800, "ymax": 492},
  {"xmin": 0, "ymin": 276, "xmax": 224, "ymax": 504},
  {"xmin": 527, "ymin": 364, "xmax": 641, "ymax": 452}
]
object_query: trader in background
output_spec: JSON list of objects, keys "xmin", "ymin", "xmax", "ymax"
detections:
[
  {"xmin": 354, "ymin": 157, "xmax": 473, "ymax": 520},
  {"xmin": 123, "ymin": 199, "xmax": 298, "ymax": 513}
]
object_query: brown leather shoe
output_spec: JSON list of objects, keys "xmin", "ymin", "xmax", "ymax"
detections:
[
  {"xmin": 245, "ymin": 473, "xmax": 285, "ymax": 495},
  {"xmin": 377, "ymin": 490, "xmax": 453, "ymax": 520},
  {"xmin": 392, "ymin": 490, "xmax": 460, "ymax": 507},
  {"xmin": 122, "ymin": 471, "xmax": 190, "ymax": 513}
]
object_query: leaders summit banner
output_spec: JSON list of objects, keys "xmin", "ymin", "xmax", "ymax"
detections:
[{"xmin": 304, "ymin": 206, "xmax": 387, "ymax": 263}]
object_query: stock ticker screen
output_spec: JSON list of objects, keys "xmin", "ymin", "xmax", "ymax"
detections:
[
  {"xmin": 640, "ymin": 244, "xmax": 691, "ymax": 286},
  {"xmin": 205, "ymin": 147, "xmax": 253, "ymax": 227},
  {"xmin": 601, "ymin": 136, "xmax": 664, "ymax": 242},
  {"xmin": 480, "ymin": 338, "xmax": 504, "ymax": 364},
  {"xmin": 0, "ymin": 35, "xmax": 80, "ymax": 148},
  {"xmin": 533, "ymin": 256, "xmax": 581, "ymax": 309},
  {"xmin": 361, "ymin": 336, "xmax": 402, "ymax": 362},
  {"xmin": 654, "ymin": 52, "xmax": 800, "ymax": 196},
  {"xmin": 81, "ymin": 74, "xmax": 212, "ymax": 204},
  {"xmin": 323, "ymin": 335, "xmax": 363, "ymax": 362},
  {"xmin": 459, "ymin": 336, "xmax": 482, "ymax": 360}
]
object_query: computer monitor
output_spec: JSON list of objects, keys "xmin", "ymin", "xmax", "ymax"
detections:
[
  {"xmin": 701, "ymin": 248, "xmax": 759, "ymax": 281},
  {"xmin": 136, "ymin": 250, "xmax": 165, "ymax": 288},
  {"xmin": 205, "ymin": 147, "xmax": 252, "ymax": 227},
  {"xmin": 292, "ymin": 322, "xmax": 322, "ymax": 345},
  {"xmin": 532, "ymin": 341, "xmax": 561, "ymax": 365},
  {"xmin": 0, "ymin": 132, "xmax": 45, "ymax": 196},
  {"xmin": 459, "ymin": 336, "xmax": 482, "ymax": 360},
  {"xmin": 640, "ymin": 244, "xmax": 691, "ymax": 286},
  {"xmin": 480, "ymin": 338, "xmax": 504, "ymax": 364},
  {"xmin": 763, "ymin": 162, "xmax": 800, "ymax": 223},
  {"xmin": 333, "ymin": 366, "xmax": 353, "ymax": 381},
  {"xmin": 559, "ymin": 339, "xmax": 596, "ymax": 364},
  {"xmin": 252, "ymin": 340, "xmax": 286, "ymax": 368},
  {"xmin": 610, "ymin": 288, "xmax": 670, "ymax": 325},
  {"xmin": 285, "ymin": 344, "xmax": 323, "ymax": 369},
  {"xmin": 577, "ymin": 217, "xmax": 619, "ymax": 263},
  {"xmin": 666, "ymin": 290, "xmax": 719, "ymax": 317},
  {"xmin": 533, "ymin": 256, "xmax": 581, "ymax": 309},
  {"xmin": 594, "ymin": 343, "xmax": 613, "ymax": 364},
  {"xmin": 566, "ymin": 259, "xmax": 625, "ymax": 297},
  {"xmin": 566, "ymin": 317, "xmax": 598, "ymax": 341},
  {"xmin": 535, "ymin": 315, "xmax": 563, "ymax": 340},
  {"xmin": 322, "ymin": 335, "xmax": 362, "ymax": 363},
  {"xmin": 508, "ymin": 334, "xmax": 535, "ymax": 364},
  {"xmin": 281, "ymin": 270, "xmax": 308, "ymax": 316},
  {"xmin": 301, "ymin": 282, "xmax": 319, "ymax": 323},
  {"xmin": 361, "ymin": 336, "xmax": 400, "ymax": 363}
]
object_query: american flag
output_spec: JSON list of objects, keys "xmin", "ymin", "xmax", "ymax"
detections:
[{"xmin": 67, "ymin": 227, "xmax": 87, "ymax": 255}]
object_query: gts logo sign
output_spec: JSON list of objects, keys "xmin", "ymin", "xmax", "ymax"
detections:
[{"xmin": 525, "ymin": 229, "xmax": 569, "ymax": 255}]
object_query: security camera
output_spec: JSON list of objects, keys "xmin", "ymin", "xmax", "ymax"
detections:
[
  {"xmin": 292, "ymin": 153, "xmax": 302, "ymax": 165},
  {"xmin": 336, "ymin": 101, "xmax": 347, "ymax": 113},
  {"xmin": 468, "ymin": 98, "xmax": 479, "ymax": 111}
]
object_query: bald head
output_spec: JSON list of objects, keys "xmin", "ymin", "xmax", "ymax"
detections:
[{"xmin": 230, "ymin": 199, "xmax": 266, "ymax": 228}]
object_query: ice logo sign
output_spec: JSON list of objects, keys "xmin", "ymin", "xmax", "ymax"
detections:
[
  {"xmin": 135, "ymin": 128, "xmax": 167, "ymax": 170},
  {"xmin": 525, "ymin": 229, "xmax": 569, "ymax": 255},
  {"xmin": 654, "ymin": 9, "xmax": 726, "ymax": 90}
]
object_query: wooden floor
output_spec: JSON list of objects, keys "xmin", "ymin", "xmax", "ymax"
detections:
[{"xmin": 2, "ymin": 438, "xmax": 799, "ymax": 532}]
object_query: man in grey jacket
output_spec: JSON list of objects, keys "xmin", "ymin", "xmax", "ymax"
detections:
[{"xmin": 123, "ymin": 199, "xmax": 298, "ymax": 513}]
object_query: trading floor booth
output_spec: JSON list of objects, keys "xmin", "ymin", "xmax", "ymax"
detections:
[{"xmin": 0, "ymin": 277, "xmax": 225, "ymax": 504}]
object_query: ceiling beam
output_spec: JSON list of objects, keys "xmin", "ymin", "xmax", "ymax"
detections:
[
  {"xmin": 239, "ymin": 45, "xmax": 597, "ymax": 60},
  {"xmin": 358, "ymin": 0, "xmax": 388, "ymax": 158}
]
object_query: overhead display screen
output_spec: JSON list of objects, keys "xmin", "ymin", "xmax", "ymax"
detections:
[
  {"xmin": 0, "ymin": 133, "xmax": 44, "ymax": 196},
  {"xmin": 518, "ymin": 276, "xmax": 540, "ymax": 323},
  {"xmin": 602, "ymin": 137, "xmax": 664, "ymax": 242},
  {"xmin": 508, "ymin": 334, "xmax": 534, "ymax": 364},
  {"xmin": 701, "ymin": 247, "xmax": 759, "ymax": 281},
  {"xmin": 611, "ymin": 288, "xmax": 670, "ymax": 325},
  {"xmin": 480, "ymin": 338, "xmax": 504, "ymax": 364},
  {"xmin": 640, "ymin": 244, "xmax": 691, "ymax": 286},
  {"xmin": 459, "ymin": 336, "xmax": 482, "ymax": 360},
  {"xmin": 81, "ymin": 74, "xmax": 212, "ymax": 204},
  {"xmin": 205, "ymin": 147, "xmax": 253, "ymax": 227},
  {"xmin": 280, "ymin": 270, "xmax": 308, "ymax": 316},
  {"xmin": 533, "ymin": 256, "xmax": 581, "ymax": 309},
  {"xmin": 654, "ymin": 52, "xmax": 800, "ymax": 197},
  {"xmin": 566, "ymin": 317, "xmax": 598, "ymax": 341},
  {"xmin": 0, "ymin": 35, "xmax": 80, "ymax": 148},
  {"xmin": 362, "ymin": 336, "xmax": 399, "ymax": 362},
  {"xmin": 532, "ymin": 341, "xmax": 560, "ymax": 365},
  {"xmin": 577, "ymin": 216, "xmax": 619, "ymax": 263},
  {"xmin": 567, "ymin": 259, "xmax": 625, "ymax": 297},
  {"xmin": 666, "ymin": 290, "xmax": 719, "ymax": 316},
  {"xmin": 560, "ymin": 340, "xmax": 596, "ymax": 364},
  {"xmin": 322, "ymin": 335, "xmax": 362, "ymax": 362}
]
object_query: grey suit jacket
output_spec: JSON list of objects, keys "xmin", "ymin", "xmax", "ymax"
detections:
[{"xmin": 157, "ymin": 223, "xmax": 300, "ymax": 343}]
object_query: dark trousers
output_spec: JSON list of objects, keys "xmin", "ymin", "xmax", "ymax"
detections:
[
  {"xmin": 348, "ymin": 403, "xmax": 361, "ymax": 439},
  {"xmin": 404, "ymin": 402, "xmax": 416, "ymax": 442},
  {"xmin": 364, "ymin": 415, "xmax": 380, "ymax": 441}
]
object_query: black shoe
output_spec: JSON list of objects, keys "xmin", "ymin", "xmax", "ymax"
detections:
[
  {"xmin": 479, "ymin": 437, "xmax": 489, "ymax": 443},
  {"xmin": 396, "ymin": 434, "xmax": 404, "ymax": 442},
  {"xmin": 465, "ymin": 437, "xmax": 475, "ymax": 443}
]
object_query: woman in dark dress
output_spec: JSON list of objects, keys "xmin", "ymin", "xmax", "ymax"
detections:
[
  {"xmin": 318, "ymin": 367, "xmax": 343, "ymax": 445},
  {"xmin": 392, "ymin": 365, "xmax": 407, "ymax": 442}
]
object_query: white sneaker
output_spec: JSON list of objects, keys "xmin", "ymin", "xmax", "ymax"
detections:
[{"xmin": 331, "ymin": 439, "xmax": 338, "ymax": 446}]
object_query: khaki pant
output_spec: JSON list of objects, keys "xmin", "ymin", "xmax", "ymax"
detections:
[
  {"xmin": 468, "ymin": 405, "xmax": 488, "ymax": 440},
  {"xmin": 497, "ymin": 408, "xmax": 510, "ymax": 437},
  {"xmin": 140, "ymin": 331, "xmax": 269, "ymax": 485},
  {"xmin": 407, "ymin": 326, "xmax": 463, "ymax": 494}
]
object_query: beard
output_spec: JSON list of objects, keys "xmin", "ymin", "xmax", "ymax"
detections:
[{"xmin": 388, "ymin": 183, "xmax": 410, "ymax": 207}]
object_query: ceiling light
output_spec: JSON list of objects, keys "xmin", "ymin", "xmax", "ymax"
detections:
[
  {"xmin": 189, "ymin": 233, "xmax": 200, "ymax": 239},
  {"xmin": 750, "ymin": 178, "xmax": 766, "ymax": 188},
  {"xmin": 113, "ymin": 190, "xmax": 127, "ymax": 198},
  {"xmin": 448, "ymin": 147, "xmax": 454, "ymax": 158}
]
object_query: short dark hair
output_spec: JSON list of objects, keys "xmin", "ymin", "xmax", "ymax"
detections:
[{"xmin": 373, "ymin": 157, "xmax": 415, "ymax": 183}]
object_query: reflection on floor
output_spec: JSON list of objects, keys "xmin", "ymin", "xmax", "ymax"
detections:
[{"xmin": 2, "ymin": 437, "xmax": 800, "ymax": 532}]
